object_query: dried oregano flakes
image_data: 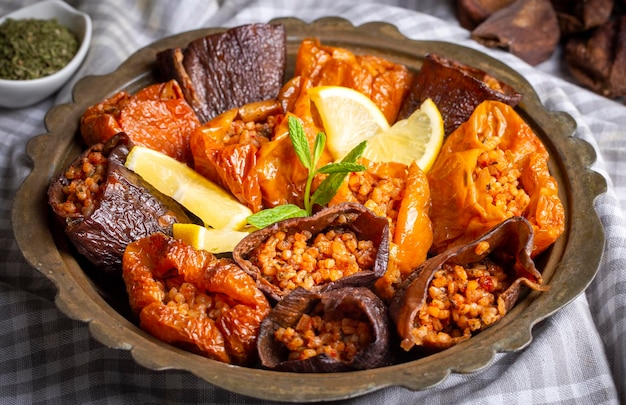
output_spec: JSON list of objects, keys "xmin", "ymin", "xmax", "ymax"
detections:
[{"xmin": 0, "ymin": 18, "xmax": 78, "ymax": 80}]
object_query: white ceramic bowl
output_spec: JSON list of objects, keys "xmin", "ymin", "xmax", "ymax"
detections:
[{"xmin": 0, "ymin": 0, "xmax": 92, "ymax": 108}]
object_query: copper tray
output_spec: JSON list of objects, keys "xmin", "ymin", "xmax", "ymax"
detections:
[{"xmin": 11, "ymin": 17, "xmax": 606, "ymax": 402}]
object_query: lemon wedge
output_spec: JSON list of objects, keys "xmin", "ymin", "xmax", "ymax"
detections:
[
  {"xmin": 363, "ymin": 98, "xmax": 444, "ymax": 172},
  {"xmin": 308, "ymin": 85, "xmax": 390, "ymax": 161},
  {"xmin": 173, "ymin": 223, "xmax": 250, "ymax": 253},
  {"xmin": 124, "ymin": 146, "xmax": 252, "ymax": 230}
]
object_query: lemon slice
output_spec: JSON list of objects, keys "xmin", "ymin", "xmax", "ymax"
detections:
[
  {"xmin": 173, "ymin": 223, "xmax": 250, "ymax": 253},
  {"xmin": 363, "ymin": 98, "xmax": 444, "ymax": 172},
  {"xmin": 125, "ymin": 146, "xmax": 252, "ymax": 230},
  {"xmin": 308, "ymin": 85, "xmax": 390, "ymax": 161}
]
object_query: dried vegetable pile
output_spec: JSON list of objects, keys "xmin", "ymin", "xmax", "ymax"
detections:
[
  {"xmin": 47, "ymin": 23, "xmax": 565, "ymax": 372},
  {"xmin": 457, "ymin": 0, "xmax": 626, "ymax": 99}
]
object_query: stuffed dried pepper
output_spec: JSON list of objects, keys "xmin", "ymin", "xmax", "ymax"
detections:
[
  {"xmin": 122, "ymin": 232, "xmax": 271, "ymax": 365},
  {"xmin": 427, "ymin": 99, "xmax": 565, "ymax": 257}
]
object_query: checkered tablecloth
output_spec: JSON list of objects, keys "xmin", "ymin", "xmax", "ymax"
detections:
[{"xmin": 1, "ymin": 1, "xmax": 624, "ymax": 403}]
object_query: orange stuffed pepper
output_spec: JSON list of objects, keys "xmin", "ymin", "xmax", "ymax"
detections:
[{"xmin": 427, "ymin": 100, "xmax": 565, "ymax": 257}]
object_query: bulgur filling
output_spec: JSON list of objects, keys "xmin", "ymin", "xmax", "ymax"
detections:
[
  {"xmin": 274, "ymin": 303, "xmax": 373, "ymax": 362},
  {"xmin": 252, "ymin": 228, "xmax": 377, "ymax": 292},
  {"xmin": 344, "ymin": 171, "xmax": 405, "ymax": 235},
  {"xmin": 474, "ymin": 144, "xmax": 530, "ymax": 218},
  {"xmin": 164, "ymin": 281, "xmax": 230, "ymax": 321},
  {"xmin": 340, "ymin": 169, "xmax": 414, "ymax": 300},
  {"xmin": 58, "ymin": 146, "xmax": 108, "ymax": 217},
  {"xmin": 222, "ymin": 115, "xmax": 280, "ymax": 147},
  {"xmin": 405, "ymin": 259, "xmax": 512, "ymax": 350}
]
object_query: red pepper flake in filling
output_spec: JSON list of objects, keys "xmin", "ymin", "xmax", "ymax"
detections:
[
  {"xmin": 405, "ymin": 259, "xmax": 511, "ymax": 350},
  {"xmin": 58, "ymin": 146, "xmax": 108, "ymax": 217},
  {"xmin": 274, "ymin": 302, "xmax": 374, "ymax": 362},
  {"xmin": 252, "ymin": 228, "xmax": 377, "ymax": 292}
]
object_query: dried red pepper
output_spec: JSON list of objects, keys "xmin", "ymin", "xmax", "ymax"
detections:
[
  {"xmin": 80, "ymin": 80, "xmax": 200, "ymax": 165},
  {"xmin": 191, "ymin": 79, "xmax": 332, "ymax": 212},
  {"xmin": 293, "ymin": 38, "xmax": 414, "ymax": 124},
  {"xmin": 190, "ymin": 100, "xmax": 285, "ymax": 212},
  {"xmin": 122, "ymin": 232, "xmax": 271, "ymax": 365}
]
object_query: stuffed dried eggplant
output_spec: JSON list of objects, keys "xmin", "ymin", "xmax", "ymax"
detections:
[
  {"xmin": 427, "ymin": 100, "xmax": 565, "ymax": 257},
  {"xmin": 80, "ymin": 80, "xmax": 200, "ymax": 165},
  {"xmin": 122, "ymin": 232, "xmax": 271, "ymax": 365},
  {"xmin": 232, "ymin": 203, "xmax": 389, "ymax": 302},
  {"xmin": 257, "ymin": 286, "xmax": 391, "ymax": 372},
  {"xmin": 390, "ymin": 216, "xmax": 547, "ymax": 352},
  {"xmin": 398, "ymin": 54, "xmax": 522, "ymax": 136},
  {"xmin": 157, "ymin": 23, "xmax": 286, "ymax": 123},
  {"xmin": 47, "ymin": 133, "xmax": 193, "ymax": 272}
]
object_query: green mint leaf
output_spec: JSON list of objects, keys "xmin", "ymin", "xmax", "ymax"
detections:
[
  {"xmin": 310, "ymin": 140, "xmax": 369, "ymax": 207},
  {"xmin": 312, "ymin": 132, "xmax": 326, "ymax": 168},
  {"xmin": 311, "ymin": 172, "xmax": 350, "ymax": 207},
  {"xmin": 317, "ymin": 162, "xmax": 366, "ymax": 174},
  {"xmin": 247, "ymin": 204, "xmax": 308, "ymax": 229},
  {"xmin": 341, "ymin": 140, "xmax": 367, "ymax": 164},
  {"xmin": 288, "ymin": 116, "xmax": 312, "ymax": 170}
]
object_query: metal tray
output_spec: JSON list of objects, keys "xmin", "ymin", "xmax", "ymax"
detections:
[{"xmin": 11, "ymin": 17, "xmax": 606, "ymax": 402}]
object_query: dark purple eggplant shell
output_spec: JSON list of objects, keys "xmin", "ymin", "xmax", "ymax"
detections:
[
  {"xmin": 157, "ymin": 23, "xmax": 286, "ymax": 124},
  {"xmin": 398, "ymin": 53, "xmax": 523, "ymax": 136},
  {"xmin": 389, "ymin": 216, "xmax": 547, "ymax": 350},
  {"xmin": 232, "ymin": 202, "xmax": 390, "ymax": 302},
  {"xmin": 47, "ymin": 133, "xmax": 193, "ymax": 272},
  {"xmin": 257, "ymin": 286, "xmax": 391, "ymax": 372}
]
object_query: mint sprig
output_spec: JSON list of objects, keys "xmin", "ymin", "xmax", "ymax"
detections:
[
  {"xmin": 247, "ymin": 116, "xmax": 366, "ymax": 228},
  {"xmin": 246, "ymin": 203, "xmax": 307, "ymax": 228}
]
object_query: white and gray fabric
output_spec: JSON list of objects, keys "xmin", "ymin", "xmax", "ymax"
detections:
[{"xmin": 1, "ymin": 1, "xmax": 624, "ymax": 404}]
